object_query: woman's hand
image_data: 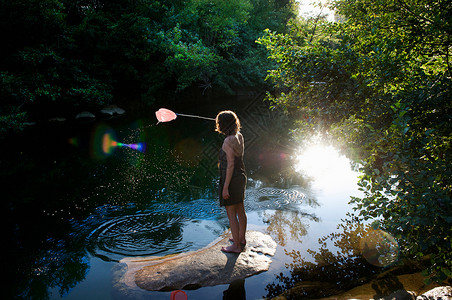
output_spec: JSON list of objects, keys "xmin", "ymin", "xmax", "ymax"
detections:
[{"xmin": 222, "ymin": 186, "xmax": 230, "ymax": 199}]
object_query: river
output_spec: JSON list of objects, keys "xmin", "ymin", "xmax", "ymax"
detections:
[{"xmin": 3, "ymin": 93, "xmax": 393, "ymax": 299}]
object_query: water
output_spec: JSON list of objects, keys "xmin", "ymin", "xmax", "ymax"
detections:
[{"xmin": 3, "ymin": 95, "xmax": 381, "ymax": 299}]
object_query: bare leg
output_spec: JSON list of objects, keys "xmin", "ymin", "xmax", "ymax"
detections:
[
  {"xmin": 237, "ymin": 202, "xmax": 247, "ymax": 244},
  {"xmin": 222, "ymin": 204, "xmax": 242, "ymax": 253},
  {"xmin": 222, "ymin": 203, "xmax": 247, "ymax": 253}
]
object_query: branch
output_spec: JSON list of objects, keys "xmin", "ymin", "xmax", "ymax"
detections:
[
  {"xmin": 308, "ymin": 7, "xmax": 324, "ymax": 43},
  {"xmin": 395, "ymin": 0, "xmax": 434, "ymax": 25}
]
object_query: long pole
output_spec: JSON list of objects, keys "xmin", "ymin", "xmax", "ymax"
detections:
[{"xmin": 176, "ymin": 113, "xmax": 216, "ymax": 121}]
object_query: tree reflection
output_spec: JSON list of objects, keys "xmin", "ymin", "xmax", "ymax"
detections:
[
  {"xmin": 264, "ymin": 210, "xmax": 311, "ymax": 246},
  {"xmin": 265, "ymin": 215, "xmax": 383, "ymax": 299},
  {"xmin": 8, "ymin": 233, "xmax": 89, "ymax": 300}
]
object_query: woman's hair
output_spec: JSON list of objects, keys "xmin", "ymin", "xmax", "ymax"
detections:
[{"xmin": 215, "ymin": 110, "xmax": 241, "ymax": 136}]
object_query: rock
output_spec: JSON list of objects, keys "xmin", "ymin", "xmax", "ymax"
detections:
[
  {"xmin": 48, "ymin": 117, "xmax": 67, "ymax": 123},
  {"xmin": 316, "ymin": 273, "xmax": 445, "ymax": 300},
  {"xmin": 418, "ymin": 286, "xmax": 452, "ymax": 299},
  {"xmin": 383, "ymin": 290, "xmax": 416, "ymax": 300},
  {"xmin": 118, "ymin": 231, "xmax": 277, "ymax": 291},
  {"xmin": 23, "ymin": 122, "xmax": 37, "ymax": 127},
  {"xmin": 100, "ymin": 105, "xmax": 125, "ymax": 116},
  {"xmin": 75, "ymin": 111, "xmax": 95, "ymax": 120}
]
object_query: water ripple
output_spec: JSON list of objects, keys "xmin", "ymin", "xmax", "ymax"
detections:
[
  {"xmin": 87, "ymin": 212, "xmax": 225, "ymax": 262},
  {"xmin": 245, "ymin": 185, "xmax": 317, "ymax": 211},
  {"xmin": 84, "ymin": 183, "xmax": 314, "ymax": 262}
]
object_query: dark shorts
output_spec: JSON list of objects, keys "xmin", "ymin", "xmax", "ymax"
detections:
[{"xmin": 219, "ymin": 173, "xmax": 246, "ymax": 206}]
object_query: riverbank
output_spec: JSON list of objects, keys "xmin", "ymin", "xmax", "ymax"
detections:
[{"xmin": 273, "ymin": 259, "xmax": 452, "ymax": 299}]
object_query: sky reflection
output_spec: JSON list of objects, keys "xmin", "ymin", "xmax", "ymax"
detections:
[{"xmin": 295, "ymin": 144, "xmax": 360, "ymax": 194}]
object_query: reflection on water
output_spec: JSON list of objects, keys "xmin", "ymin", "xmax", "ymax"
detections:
[
  {"xmin": 87, "ymin": 213, "xmax": 226, "ymax": 261},
  {"xmin": 265, "ymin": 215, "xmax": 402, "ymax": 299},
  {"xmin": 3, "ymin": 95, "xmax": 381, "ymax": 299},
  {"xmin": 360, "ymin": 229, "xmax": 399, "ymax": 267},
  {"xmin": 265, "ymin": 216, "xmax": 381, "ymax": 299},
  {"xmin": 85, "ymin": 182, "xmax": 315, "ymax": 262},
  {"xmin": 295, "ymin": 143, "xmax": 358, "ymax": 191},
  {"xmin": 261, "ymin": 143, "xmax": 402, "ymax": 299},
  {"xmin": 245, "ymin": 182, "xmax": 318, "ymax": 210},
  {"xmin": 263, "ymin": 210, "xmax": 309, "ymax": 246}
]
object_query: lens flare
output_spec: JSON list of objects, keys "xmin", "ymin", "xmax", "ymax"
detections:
[
  {"xmin": 91, "ymin": 124, "xmax": 146, "ymax": 159},
  {"xmin": 112, "ymin": 141, "xmax": 146, "ymax": 153},
  {"xmin": 91, "ymin": 125, "xmax": 114, "ymax": 159},
  {"xmin": 102, "ymin": 132, "xmax": 116, "ymax": 154},
  {"xmin": 68, "ymin": 137, "xmax": 79, "ymax": 147},
  {"xmin": 360, "ymin": 229, "xmax": 399, "ymax": 267},
  {"xmin": 102, "ymin": 134, "xmax": 146, "ymax": 154}
]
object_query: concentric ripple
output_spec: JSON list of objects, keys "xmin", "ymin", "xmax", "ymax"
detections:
[
  {"xmin": 87, "ymin": 212, "xmax": 225, "ymax": 262},
  {"xmin": 245, "ymin": 185, "xmax": 315, "ymax": 211}
]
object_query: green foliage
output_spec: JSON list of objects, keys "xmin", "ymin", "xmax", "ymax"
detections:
[
  {"xmin": 259, "ymin": 0, "xmax": 451, "ymax": 282},
  {"xmin": 158, "ymin": 24, "xmax": 221, "ymax": 91},
  {"xmin": 0, "ymin": 111, "xmax": 27, "ymax": 135},
  {"xmin": 188, "ymin": 0, "xmax": 252, "ymax": 48},
  {"xmin": 0, "ymin": 0, "xmax": 296, "ymax": 136}
]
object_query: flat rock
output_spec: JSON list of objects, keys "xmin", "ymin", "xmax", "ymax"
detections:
[
  {"xmin": 419, "ymin": 286, "xmax": 452, "ymax": 299},
  {"xmin": 48, "ymin": 117, "xmax": 67, "ymax": 124},
  {"xmin": 100, "ymin": 105, "xmax": 125, "ymax": 116},
  {"xmin": 75, "ymin": 111, "xmax": 95, "ymax": 119},
  {"xmin": 23, "ymin": 122, "xmax": 37, "ymax": 127},
  {"xmin": 119, "ymin": 230, "xmax": 276, "ymax": 291}
]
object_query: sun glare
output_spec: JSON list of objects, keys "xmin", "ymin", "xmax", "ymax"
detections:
[
  {"xmin": 295, "ymin": 144, "xmax": 358, "ymax": 190},
  {"xmin": 297, "ymin": 0, "xmax": 336, "ymax": 22}
]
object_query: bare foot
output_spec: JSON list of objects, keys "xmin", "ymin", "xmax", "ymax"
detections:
[{"xmin": 221, "ymin": 244, "xmax": 242, "ymax": 253}]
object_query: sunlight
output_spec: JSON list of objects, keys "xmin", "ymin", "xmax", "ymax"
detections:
[
  {"xmin": 295, "ymin": 144, "xmax": 358, "ymax": 190},
  {"xmin": 297, "ymin": 0, "xmax": 336, "ymax": 22}
]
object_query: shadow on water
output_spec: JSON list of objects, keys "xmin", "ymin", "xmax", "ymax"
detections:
[{"xmin": 1, "ymin": 92, "xmax": 397, "ymax": 299}]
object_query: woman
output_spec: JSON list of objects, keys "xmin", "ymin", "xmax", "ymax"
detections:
[{"xmin": 216, "ymin": 110, "xmax": 247, "ymax": 253}]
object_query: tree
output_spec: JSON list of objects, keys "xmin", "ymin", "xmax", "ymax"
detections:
[
  {"xmin": 0, "ymin": 0, "xmax": 113, "ymax": 128},
  {"xmin": 0, "ymin": 0, "xmax": 297, "ymax": 137},
  {"xmin": 258, "ymin": 0, "xmax": 451, "ymax": 281}
]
